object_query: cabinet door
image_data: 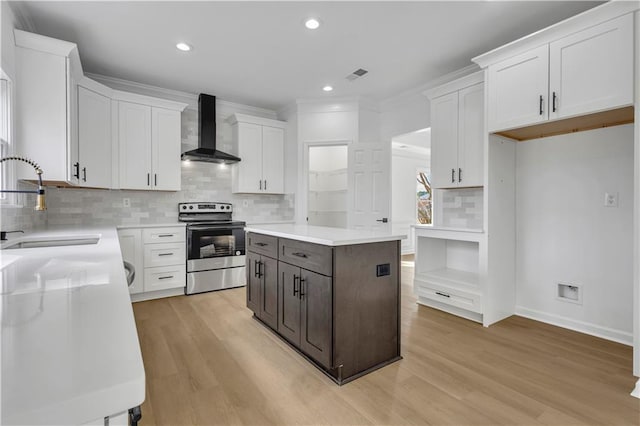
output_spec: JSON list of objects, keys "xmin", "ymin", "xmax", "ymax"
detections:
[
  {"xmin": 487, "ymin": 44, "xmax": 549, "ymax": 132},
  {"xmin": 457, "ymin": 83, "xmax": 484, "ymax": 187},
  {"xmin": 246, "ymin": 252, "xmax": 261, "ymax": 314},
  {"xmin": 278, "ymin": 261, "xmax": 301, "ymax": 345},
  {"xmin": 261, "ymin": 125, "xmax": 285, "ymax": 194},
  {"xmin": 152, "ymin": 107, "xmax": 181, "ymax": 191},
  {"xmin": 260, "ymin": 256, "xmax": 278, "ymax": 330},
  {"xmin": 118, "ymin": 101, "xmax": 152, "ymax": 189},
  {"xmin": 118, "ymin": 229, "xmax": 144, "ymax": 295},
  {"xmin": 300, "ymin": 269, "xmax": 332, "ymax": 369},
  {"xmin": 78, "ymin": 86, "xmax": 111, "ymax": 188},
  {"xmin": 233, "ymin": 122, "xmax": 263, "ymax": 193},
  {"xmin": 430, "ymin": 92, "xmax": 459, "ymax": 189},
  {"xmin": 549, "ymin": 14, "xmax": 633, "ymax": 121}
]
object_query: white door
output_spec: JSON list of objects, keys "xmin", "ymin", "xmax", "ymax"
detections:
[
  {"xmin": 457, "ymin": 82, "xmax": 484, "ymax": 187},
  {"xmin": 78, "ymin": 86, "xmax": 111, "ymax": 188},
  {"xmin": 348, "ymin": 142, "xmax": 391, "ymax": 231},
  {"xmin": 152, "ymin": 107, "xmax": 181, "ymax": 191},
  {"xmin": 487, "ymin": 44, "xmax": 549, "ymax": 132},
  {"xmin": 118, "ymin": 101, "xmax": 152, "ymax": 190},
  {"xmin": 549, "ymin": 14, "xmax": 633, "ymax": 121},
  {"xmin": 261, "ymin": 125, "xmax": 284, "ymax": 194},
  {"xmin": 430, "ymin": 91, "xmax": 458, "ymax": 188}
]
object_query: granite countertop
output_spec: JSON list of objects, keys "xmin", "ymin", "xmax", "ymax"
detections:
[
  {"xmin": 245, "ymin": 224, "xmax": 406, "ymax": 246},
  {"xmin": 0, "ymin": 226, "xmax": 145, "ymax": 425}
]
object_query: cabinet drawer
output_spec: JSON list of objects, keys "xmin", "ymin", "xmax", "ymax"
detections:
[
  {"xmin": 142, "ymin": 227, "xmax": 185, "ymax": 244},
  {"xmin": 247, "ymin": 233, "xmax": 278, "ymax": 258},
  {"xmin": 414, "ymin": 279, "xmax": 482, "ymax": 314},
  {"xmin": 144, "ymin": 264, "xmax": 186, "ymax": 292},
  {"xmin": 144, "ymin": 243, "xmax": 185, "ymax": 268},
  {"xmin": 279, "ymin": 238, "xmax": 332, "ymax": 276}
]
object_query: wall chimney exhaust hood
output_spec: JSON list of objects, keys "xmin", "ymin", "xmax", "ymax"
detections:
[{"xmin": 181, "ymin": 94, "xmax": 241, "ymax": 163}]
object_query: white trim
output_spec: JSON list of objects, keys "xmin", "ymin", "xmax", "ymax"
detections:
[
  {"xmin": 111, "ymin": 90, "xmax": 187, "ymax": 112},
  {"xmin": 633, "ymin": 9, "xmax": 640, "ymax": 380},
  {"xmin": 515, "ymin": 306, "xmax": 633, "ymax": 346},
  {"xmin": 424, "ymin": 70, "xmax": 484, "ymax": 100},
  {"xmin": 416, "ymin": 296, "xmax": 483, "ymax": 324},
  {"xmin": 631, "ymin": 379, "xmax": 640, "ymax": 399},
  {"xmin": 14, "ymin": 29, "xmax": 77, "ymax": 57},
  {"xmin": 130, "ymin": 287, "xmax": 184, "ymax": 303},
  {"xmin": 380, "ymin": 64, "xmax": 479, "ymax": 111},
  {"xmin": 472, "ymin": 2, "xmax": 639, "ymax": 68},
  {"xmin": 86, "ymin": 72, "xmax": 278, "ymax": 117},
  {"xmin": 227, "ymin": 113, "xmax": 286, "ymax": 129},
  {"xmin": 8, "ymin": 2, "xmax": 37, "ymax": 33}
]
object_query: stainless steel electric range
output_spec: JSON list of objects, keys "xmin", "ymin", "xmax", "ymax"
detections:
[{"xmin": 179, "ymin": 202, "xmax": 246, "ymax": 295}]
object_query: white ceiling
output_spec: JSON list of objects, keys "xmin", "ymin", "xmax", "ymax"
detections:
[{"xmin": 12, "ymin": 1, "xmax": 603, "ymax": 111}]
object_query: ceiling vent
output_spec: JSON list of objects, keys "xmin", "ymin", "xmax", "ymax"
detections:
[{"xmin": 346, "ymin": 68, "xmax": 368, "ymax": 82}]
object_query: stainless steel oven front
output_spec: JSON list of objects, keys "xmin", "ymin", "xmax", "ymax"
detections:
[{"xmin": 180, "ymin": 202, "xmax": 246, "ymax": 295}]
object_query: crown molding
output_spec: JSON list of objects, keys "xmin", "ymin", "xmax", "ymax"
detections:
[
  {"xmin": 86, "ymin": 72, "xmax": 278, "ymax": 118},
  {"xmin": 380, "ymin": 64, "xmax": 479, "ymax": 111},
  {"xmin": 8, "ymin": 2, "xmax": 37, "ymax": 33}
]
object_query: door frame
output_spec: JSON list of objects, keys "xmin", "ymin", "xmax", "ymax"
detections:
[{"xmin": 301, "ymin": 139, "xmax": 351, "ymax": 225}]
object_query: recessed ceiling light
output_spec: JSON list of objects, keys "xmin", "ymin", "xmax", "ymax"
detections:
[
  {"xmin": 305, "ymin": 18, "xmax": 320, "ymax": 30},
  {"xmin": 176, "ymin": 42, "xmax": 192, "ymax": 52},
  {"xmin": 322, "ymin": 85, "xmax": 333, "ymax": 92}
]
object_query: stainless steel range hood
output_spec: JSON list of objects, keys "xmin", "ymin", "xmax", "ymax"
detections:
[{"xmin": 181, "ymin": 94, "xmax": 241, "ymax": 164}]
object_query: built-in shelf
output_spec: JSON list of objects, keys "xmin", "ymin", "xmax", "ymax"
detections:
[{"xmin": 416, "ymin": 267, "xmax": 480, "ymax": 290}]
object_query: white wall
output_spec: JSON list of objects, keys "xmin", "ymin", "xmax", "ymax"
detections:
[
  {"xmin": 515, "ymin": 124, "xmax": 634, "ymax": 344},
  {"xmin": 380, "ymin": 92, "xmax": 430, "ymax": 143}
]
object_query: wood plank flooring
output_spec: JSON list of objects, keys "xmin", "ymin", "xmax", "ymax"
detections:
[{"xmin": 132, "ymin": 259, "xmax": 640, "ymax": 425}]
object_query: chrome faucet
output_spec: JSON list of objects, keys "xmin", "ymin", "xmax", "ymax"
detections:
[{"xmin": 0, "ymin": 156, "xmax": 46, "ymax": 211}]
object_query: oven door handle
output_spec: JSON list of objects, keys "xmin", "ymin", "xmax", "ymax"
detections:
[{"xmin": 187, "ymin": 224, "xmax": 245, "ymax": 231}]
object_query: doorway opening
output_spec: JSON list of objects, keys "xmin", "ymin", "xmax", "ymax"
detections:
[{"xmin": 307, "ymin": 144, "xmax": 348, "ymax": 227}]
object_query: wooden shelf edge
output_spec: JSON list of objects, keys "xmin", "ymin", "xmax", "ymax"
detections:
[{"xmin": 495, "ymin": 106, "xmax": 634, "ymax": 142}]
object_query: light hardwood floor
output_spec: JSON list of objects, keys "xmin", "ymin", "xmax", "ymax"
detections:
[{"xmin": 132, "ymin": 259, "xmax": 640, "ymax": 425}]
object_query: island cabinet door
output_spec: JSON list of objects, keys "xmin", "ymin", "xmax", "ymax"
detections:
[
  {"xmin": 260, "ymin": 256, "xmax": 278, "ymax": 330},
  {"xmin": 246, "ymin": 252, "xmax": 261, "ymax": 314},
  {"xmin": 278, "ymin": 261, "xmax": 301, "ymax": 345},
  {"xmin": 300, "ymin": 269, "xmax": 332, "ymax": 370}
]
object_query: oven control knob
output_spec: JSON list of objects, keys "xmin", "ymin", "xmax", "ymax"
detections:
[
  {"xmin": 182, "ymin": 205, "xmax": 187, "ymax": 210},
  {"xmin": 226, "ymin": 205, "xmax": 230, "ymax": 210},
  {"xmin": 189, "ymin": 205, "xmax": 194, "ymax": 210},
  {"xmin": 236, "ymin": 251, "xmax": 241, "ymax": 255}
]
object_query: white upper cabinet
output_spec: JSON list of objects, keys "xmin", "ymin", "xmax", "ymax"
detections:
[
  {"xmin": 117, "ymin": 97, "xmax": 185, "ymax": 191},
  {"xmin": 427, "ymin": 72, "xmax": 484, "ymax": 189},
  {"xmin": 77, "ymin": 85, "xmax": 112, "ymax": 188},
  {"xmin": 151, "ymin": 107, "xmax": 181, "ymax": 191},
  {"xmin": 14, "ymin": 30, "xmax": 82, "ymax": 184},
  {"xmin": 548, "ymin": 14, "xmax": 633, "ymax": 121},
  {"xmin": 484, "ymin": 11, "xmax": 634, "ymax": 133},
  {"xmin": 230, "ymin": 114, "xmax": 286, "ymax": 194},
  {"xmin": 487, "ymin": 45, "xmax": 549, "ymax": 132}
]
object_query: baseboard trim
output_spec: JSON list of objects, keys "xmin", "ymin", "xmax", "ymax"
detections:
[
  {"xmin": 416, "ymin": 297, "xmax": 483, "ymax": 324},
  {"xmin": 631, "ymin": 379, "xmax": 640, "ymax": 399},
  {"xmin": 130, "ymin": 287, "xmax": 184, "ymax": 302},
  {"xmin": 515, "ymin": 306, "xmax": 633, "ymax": 346}
]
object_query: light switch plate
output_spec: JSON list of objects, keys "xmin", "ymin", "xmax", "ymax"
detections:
[{"xmin": 604, "ymin": 192, "xmax": 618, "ymax": 207}]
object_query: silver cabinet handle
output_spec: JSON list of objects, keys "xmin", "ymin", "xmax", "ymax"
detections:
[
  {"xmin": 158, "ymin": 275, "xmax": 174, "ymax": 280},
  {"xmin": 436, "ymin": 291, "xmax": 450, "ymax": 298},
  {"xmin": 158, "ymin": 253, "xmax": 174, "ymax": 257},
  {"xmin": 158, "ymin": 234, "xmax": 174, "ymax": 238},
  {"xmin": 291, "ymin": 252, "xmax": 308, "ymax": 258}
]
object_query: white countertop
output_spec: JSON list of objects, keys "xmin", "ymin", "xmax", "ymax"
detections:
[
  {"xmin": 244, "ymin": 224, "xmax": 406, "ymax": 246},
  {"xmin": 0, "ymin": 227, "xmax": 145, "ymax": 425}
]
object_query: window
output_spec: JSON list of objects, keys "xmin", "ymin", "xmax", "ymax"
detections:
[{"xmin": 417, "ymin": 169, "xmax": 431, "ymax": 224}]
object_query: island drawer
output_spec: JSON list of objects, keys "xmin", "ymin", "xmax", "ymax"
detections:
[
  {"xmin": 279, "ymin": 238, "xmax": 332, "ymax": 276},
  {"xmin": 247, "ymin": 232, "xmax": 278, "ymax": 258}
]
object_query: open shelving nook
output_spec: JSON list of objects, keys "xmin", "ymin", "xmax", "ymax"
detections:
[{"xmin": 413, "ymin": 227, "xmax": 486, "ymax": 323}]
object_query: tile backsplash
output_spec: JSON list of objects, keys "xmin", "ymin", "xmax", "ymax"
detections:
[
  {"xmin": 0, "ymin": 108, "xmax": 294, "ymax": 231},
  {"xmin": 438, "ymin": 188, "xmax": 483, "ymax": 230}
]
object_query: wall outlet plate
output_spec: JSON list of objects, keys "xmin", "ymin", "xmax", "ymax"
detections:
[{"xmin": 123, "ymin": 198, "xmax": 131, "ymax": 208}]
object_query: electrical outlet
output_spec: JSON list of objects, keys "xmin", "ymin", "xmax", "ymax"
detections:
[
  {"xmin": 123, "ymin": 198, "xmax": 131, "ymax": 208},
  {"xmin": 242, "ymin": 200, "xmax": 249, "ymax": 208},
  {"xmin": 604, "ymin": 192, "xmax": 618, "ymax": 207}
]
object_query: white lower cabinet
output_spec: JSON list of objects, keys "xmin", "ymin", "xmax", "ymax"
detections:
[{"xmin": 118, "ymin": 225, "xmax": 186, "ymax": 300}]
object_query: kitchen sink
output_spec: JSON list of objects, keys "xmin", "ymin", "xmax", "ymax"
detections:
[{"xmin": 1, "ymin": 235, "xmax": 100, "ymax": 250}]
